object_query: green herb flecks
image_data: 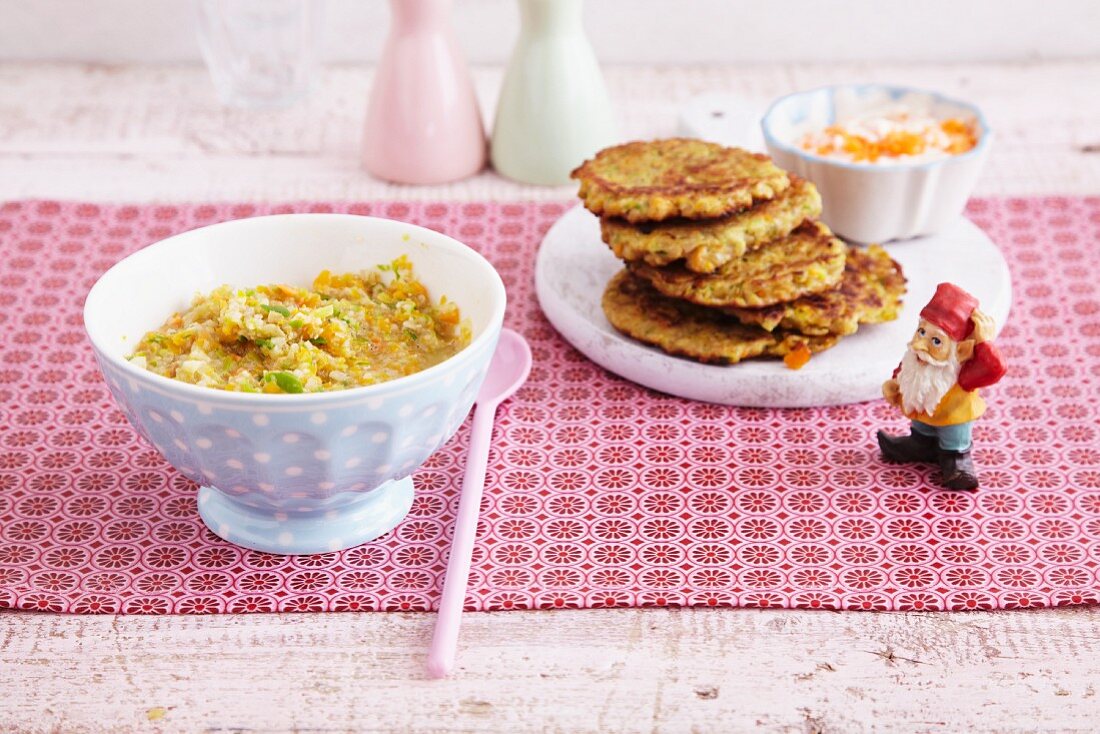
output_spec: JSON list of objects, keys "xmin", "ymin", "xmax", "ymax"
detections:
[
  {"xmin": 261, "ymin": 304, "xmax": 291, "ymax": 317},
  {"xmin": 266, "ymin": 371, "xmax": 304, "ymax": 393}
]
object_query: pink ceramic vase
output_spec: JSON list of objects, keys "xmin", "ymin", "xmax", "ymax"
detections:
[{"xmin": 362, "ymin": 0, "xmax": 487, "ymax": 184}]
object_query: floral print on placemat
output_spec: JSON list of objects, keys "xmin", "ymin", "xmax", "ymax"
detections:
[{"xmin": 0, "ymin": 197, "xmax": 1098, "ymax": 613}]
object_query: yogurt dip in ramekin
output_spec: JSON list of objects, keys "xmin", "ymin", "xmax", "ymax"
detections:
[{"xmin": 762, "ymin": 84, "xmax": 992, "ymax": 243}]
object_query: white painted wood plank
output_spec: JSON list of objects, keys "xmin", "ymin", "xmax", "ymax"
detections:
[
  {"xmin": 0, "ymin": 61, "xmax": 1097, "ymax": 202},
  {"xmin": 4, "ymin": 606, "xmax": 1100, "ymax": 733},
  {"xmin": 4, "ymin": 0, "xmax": 1100, "ymax": 65},
  {"xmin": 1, "ymin": 60, "xmax": 1099, "ymax": 733}
]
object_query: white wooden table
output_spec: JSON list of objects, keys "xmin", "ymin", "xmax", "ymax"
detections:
[{"xmin": 3, "ymin": 61, "xmax": 1100, "ymax": 734}]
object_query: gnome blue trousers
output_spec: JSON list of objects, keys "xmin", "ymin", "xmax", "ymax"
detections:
[{"xmin": 911, "ymin": 419, "xmax": 973, "ymax": 452}]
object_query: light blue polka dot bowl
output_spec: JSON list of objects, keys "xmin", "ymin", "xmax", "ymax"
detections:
[{"xmin": 84, "ymin": 214, "xmax": 506, "ymax": 554}]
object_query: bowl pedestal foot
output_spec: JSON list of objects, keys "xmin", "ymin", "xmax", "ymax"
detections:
[{"xmin": 197, "ymin": 477, "xmax": 415, "ymax": 555}]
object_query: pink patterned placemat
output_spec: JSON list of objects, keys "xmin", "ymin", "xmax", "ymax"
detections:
[{"xmin": 0, "ymin": 197, "xmax": 1098, "ymax": 615}]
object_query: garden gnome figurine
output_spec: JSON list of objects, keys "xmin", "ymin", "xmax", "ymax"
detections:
[{"xmin": 877, "ymin": 283, "xmax": 1007, "ymax": 490}]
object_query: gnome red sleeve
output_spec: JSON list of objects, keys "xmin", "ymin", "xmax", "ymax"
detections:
[{"xmin": 957, "ymin": 342, "xmax": 1006, "ymax": 391}]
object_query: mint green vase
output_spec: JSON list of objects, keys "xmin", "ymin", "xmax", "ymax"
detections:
[{"xmin": 490, "ymin": 0, "xmax": 617, "ymax": 186}]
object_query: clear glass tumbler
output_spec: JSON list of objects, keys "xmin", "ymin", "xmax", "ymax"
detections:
[{"xmin": 195, "ymin": 0, "xmax": 324, "ymax": 109}]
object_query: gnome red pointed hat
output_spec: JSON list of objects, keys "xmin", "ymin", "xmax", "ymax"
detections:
[{"xmin": 920, "ymin": 283, "xmax": 978, "ymax": 342}]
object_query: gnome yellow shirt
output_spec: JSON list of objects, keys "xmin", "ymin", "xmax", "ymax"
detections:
[{"xmin": 905, "ymin": 384, "xmax": 986, "ymax": 427}]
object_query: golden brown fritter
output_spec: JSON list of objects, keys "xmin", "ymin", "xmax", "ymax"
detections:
[
  {"xmin": 628, "ymin": 221, "xmax": 846, "ymax": 308},
  {"xmin": 601, "ymin": 270, "xmax": 838, "ymax": 365},
  {"xmin": 572, "ymin": 139, "xmax": 790, "ymax": 223},
  {"xmin": 724, "ymin": 245, "xmax": 907, "ymax": 336},
  {"xmin": 600, "ymin": 175, "xmax": 822, "ymax": 273}
]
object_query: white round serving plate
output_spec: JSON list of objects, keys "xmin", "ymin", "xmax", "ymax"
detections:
[{"xmin": 535, "ymin": 205, "xmax": 1012, "ymax": 407}]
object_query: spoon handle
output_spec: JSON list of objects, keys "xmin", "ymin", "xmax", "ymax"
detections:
[{"xmin": 426, "ymin": 402, "xmax": 496, "ymax": 678}]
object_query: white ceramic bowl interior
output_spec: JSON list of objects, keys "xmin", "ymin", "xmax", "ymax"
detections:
[
  {"xmin": 84, "ymin": 214, "xmax": 506, "ymax": 554},
  {"xmin": 762, "ymin": 84, "xmax": 992, "ymax": 243}
]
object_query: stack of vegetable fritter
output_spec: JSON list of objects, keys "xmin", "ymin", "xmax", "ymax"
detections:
[{"xmin": 572, "ymin": 138, "xmax": 907, "ymax": 368}]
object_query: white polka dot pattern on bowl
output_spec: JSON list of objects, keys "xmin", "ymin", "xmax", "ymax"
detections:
[{"xmin": 91, "ymin": 314, "xmax": 494, "ymax": 534}]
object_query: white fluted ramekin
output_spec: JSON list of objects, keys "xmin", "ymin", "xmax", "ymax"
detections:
[{"xmin": 762, "ymin": 84, "xmax": 992, "ymax": 243}]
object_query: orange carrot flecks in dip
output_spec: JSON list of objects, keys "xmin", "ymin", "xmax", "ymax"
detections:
[{"xmin": 800, "ymin": 114, "xmax": 978, "ymax": 163}]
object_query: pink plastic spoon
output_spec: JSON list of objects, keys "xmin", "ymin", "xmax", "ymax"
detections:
[{"xmin": 427, "ymin": 328, "xmax": 531, "ymax": 678}]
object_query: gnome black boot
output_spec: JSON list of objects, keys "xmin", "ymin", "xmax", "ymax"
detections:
[
  {"xmin": 938, "ymin": 449, "xmax": 979, "ymax": 490},
  {"xmin": 877, "ymin": 429, "xmax": 939, "ymax": 464}
]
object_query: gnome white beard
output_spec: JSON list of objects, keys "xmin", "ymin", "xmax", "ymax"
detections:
[{"xmin": 897, "ymin": 345, "xmax": 961, "ymax": 416}]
